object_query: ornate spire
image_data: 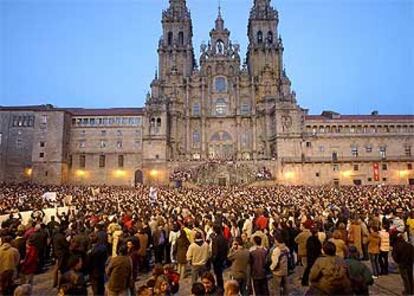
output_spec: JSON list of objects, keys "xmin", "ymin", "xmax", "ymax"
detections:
[
  {"xmin": 163, "ymin": 0, "xmax": 190, "ymax": 22},
  {"xmin": 215, "ymin": 0, "xmax": 224, "ymax": 31}
]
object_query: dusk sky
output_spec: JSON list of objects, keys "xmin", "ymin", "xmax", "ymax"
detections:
[{"xmin": 0, "ymin": 0, "xmax": 413, "ymax": 115}]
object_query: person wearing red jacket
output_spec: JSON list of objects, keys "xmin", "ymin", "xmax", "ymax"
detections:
[{"xmin": 20, "ymin": 238, "xmax": 38, "ymax": 285}]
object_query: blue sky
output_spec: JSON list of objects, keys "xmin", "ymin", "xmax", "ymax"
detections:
[{"xmin": 0, "ymin": 0, "xmax": 413, "ymax": 115}]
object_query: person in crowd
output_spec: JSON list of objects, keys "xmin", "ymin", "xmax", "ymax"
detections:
[
  {"xmin": 270, "ymin": 233, "xmax": 290, "ymax": 295},
  {"xmin": 201, "ymin": 271, "xmax": 219, "ymax": 296},
  {"xmin": 0, "ymin": 235, "xmax": 20, "ymax": 295},
  {"xmin": 20, "ymin": 237, "xmax": 38, "ymax": 285},
  {"xmin": 224, "ymin": 280, "xmax": 240, "ymax": 296},
  {"xmin": 211, "ymin": 223, "xmax": 228, "ymax": 292},
  {"xmin": 407, "ymin": 210, "xmax": 414, "ymax": 247},
  {"xmin": 175, "ymin": 229, "xmax": 190, "ymax": 281},
  {"xmin": 345, "ymin": 246, "xmax": 374, "ymax": 296},
  {"xmin": 250, "ymin": 236, "xmax": 269, "ymax": 296},
  {"xmin": 308, "ymin": 241, "xmax": 352, "ymax": 295},
  {"xmin": 295, "ymin": 222, "xmax": 311, "ymax": 267},
  {"xmin": 106, "ymin": 245, "xmax": 134, "ymax": 296},
  {"xmin": 227, "ymin": 237, "xmax": 250, "ymax": 296},
  {"xmin": 190, "ymin": 282, "xmax": 205, "ymax": 296},
  {"xmin": 88, "ymin": 231, "xmax": 108, "ymax": 296},
  {"xmin": 348, "ymin": 217, "xmax": 363, "ymax": 259},
  {"xmin": 59, "ymin": 255, "xmax": 87, "ymax": 296},
  {"xmin": 186, "ymin": 232, "xmax": 210, "ymax": 284},
  {"xmin": 154, "ymin": 275, "xmax": 171, "ymax": 296},
  {"xmin": 392, "ymin": 234, "xmax": 414, "ymax": 295},
  {"xmin": 379, "ymin": 222, "xmax": 390, "ymax": 275},
  {"xmin": 328, "ymin": 230, "xmax": 347, "ymax": 259},
  {"xmin": 368, "ymin": 225, "xmax": 381, "ymax": 278},
  {"xmin": 302, "ymin": 226, "xmax": 322, "ymax": 287}
]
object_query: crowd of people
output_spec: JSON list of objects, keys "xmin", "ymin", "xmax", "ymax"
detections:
[
  {"xmin": 0, "ymin": 182, "xmax": 413, "ymax": 296},
  {"xmin": 169, "ymin": 161, "xmax": 273, "ymax": 185}
]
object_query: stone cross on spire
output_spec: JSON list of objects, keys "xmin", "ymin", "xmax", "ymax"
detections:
[{"xmin": 215, "ymin": 0, "xmax": 224, "ymax": 30}]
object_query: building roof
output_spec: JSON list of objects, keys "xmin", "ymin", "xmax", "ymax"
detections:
[
  {"xmin": 0, "ymin": 105, "xmax": 144, "ymax": 116},
  {"xmin": 305, "ymin": 114, "xmax": 414, "ymax": 122},
  {"xmin": 65, "ymin": 108, "xmax": 144, "ymax": 116}
]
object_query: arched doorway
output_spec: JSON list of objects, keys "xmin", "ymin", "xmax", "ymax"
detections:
[{"xmin": 134, "ymin": 170, "xmax": 143, "ymax": 185}]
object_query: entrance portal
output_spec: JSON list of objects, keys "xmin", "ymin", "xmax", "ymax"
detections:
[
  {"xmin": 135, "ymin": 170, "xmax": 143, "ymax": 185},
  {"xmin": 218, "ymin": 177, "xmax": 227, "ymax": 187}
]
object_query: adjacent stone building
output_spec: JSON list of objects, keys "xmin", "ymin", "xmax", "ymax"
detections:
[{"xmin": 1, "ymin": 0, "xmax": 413, "ymax": 186}]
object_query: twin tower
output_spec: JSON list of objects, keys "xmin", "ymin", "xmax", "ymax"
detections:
[{"xmin": 143, "ymin": 0, "xmax": 303, "ymax": 164}]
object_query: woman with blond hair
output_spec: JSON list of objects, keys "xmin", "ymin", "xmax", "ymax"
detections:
[{"xmin": 329, "ymin": 230, "xmax": 348, "ymax": 258}]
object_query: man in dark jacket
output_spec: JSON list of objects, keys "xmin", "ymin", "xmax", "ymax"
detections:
[
  {"xmin": 302, "ymin": 226, "xmax": 322, "ymax": 286},
  {"xmin": 88, "ymin": 231, "xmax": 108, "ymax": 296},
  {"xmin": 211, "ymin": 223, "xmax": 228, "ymax": 292},
  {"xmin": 52, "ymin": 226, "xmax": 69, "ymax": 287},
  {"xmin": 250, "ymin": 236, "xmax": 269, "ymax": 296},
  {"xmin": 392, "ymin": 234, "xmax": 414, "ymax": 295}
]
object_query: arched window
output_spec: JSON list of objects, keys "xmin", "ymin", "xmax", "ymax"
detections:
[
  {"xmin": 215, "ymin": 77, "xmax": 226, "ymax": 92},
  {"xmin": 156, "ymin": 118, "xmax": 161, "ymax": 127},
  {"xmin": 192, "ymin": 130, "xmax": 200, "ymax": 148},
  {"xmin": 215, "ymin": 99, "xmax": 227, "ymax": 116},
  {"xmin": 240, "ymin": 102, "xmax": 251, "ymax": 115},
  {"xmin": 167, "ymin": 32, "xmax": 173, "ymax": 46},
  {"xmin": 257, "ymin": 31, "xmax": 263, "ymax": 44},
  {"xmin": 267, "ymin": 31, "xmax": 273, "ymax": 44},
  {"xmin": 192, "ymin": 102, "xmax": 201, "ymax": 116},
  {"xmin": 150, "ymin": 118, "xmax": 155, "ymax": 127},
  {"xmin": 178, "ymin": 31, "xmax": 184, "ymax": 46}
]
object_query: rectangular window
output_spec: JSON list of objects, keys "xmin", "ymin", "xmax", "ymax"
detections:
[
  {"xmin": 100, "ymin": 140, "xmax": 106, "ymax": 148},
  {"xmin": 333, "ymin": 164, "xmax": 339, "ymax": 171},
  {"xmin": 79, "ymin": 155, "xmax": 86, "ymax": 168},
  {"xmin": 351, "ymin": 147, "xmax": 358, "ymax": 157},
  {"xmin": 192, "ymin": 103, "xmax": 201, "ymax": 116},
  {"xmin": 306, "ymin": 141, "xmax": 312, "ymax": 148},
  {"xmin": 39, "ymin": 152, "xmax": 44, "ymax": 158},
  {"xmin": 90, "ymin": 118, "xmax": 96, "ymax": 126},
  {"xmin": 366, "ymin": 145, "xmax": 372, "ymax": 153},
  {"xmin": 379, "ymin": 146, "xmax": 387, "ymax": 158},
  {"xmin": 16, "ymin": 138, "xmax": 23, "ymax": 148},
  {"xmin": 40, "ymin": 142, "xmax": 45, "ymax": 147},
  {"xmin": 240, "ymin": 102, "xmax": 251, "ymax": 115},
  {"xmin": 99, "ymin": 155, "xmax": 105, "ymax": 168},
  {"xmin": 41, "ymin": 115, "xmax": 47, "ymax": 124},
  {"xmin": 408, "ymin": 163, "xmax": 413, "ymax": 170},
  {"xmin": 101, "ymin": 130, "xmax": 106, "ymax": 136},
  {"xmin": 117, "ymin": 130, "xmax": 122, "ymax": 136},
  {"xmin": 117, "ymin": 141, "xmax": 123, "ymax": 148},
  {"xmin": 354, "ymin": 164, "xmax": 359, "ymax": 171},
  {"xmin": 405, "ymin": 146, "xmax": 412, "ymax": 157},
  {"xmin": 79, "ymin": 140, "xmax": 86, "ymax": 148},
  {"xmin": 118, "ymin": 155, "xmax": 124, "ymax": 168},
  {"xmin": 68, "ymin": 155, "xmax": 73, "ymax": 168},
  {"xmin": 382, "ymin": 163, "xmax": 388, "ymax": 171},
  {"xmin": 319, "ymin": 146, "xmax": 325, "ymax": 153}
]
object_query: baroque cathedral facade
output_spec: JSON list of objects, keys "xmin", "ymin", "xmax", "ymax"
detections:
[{"xmin": 1, "ymin": 0, "xmax": 413, "ymax": 186}]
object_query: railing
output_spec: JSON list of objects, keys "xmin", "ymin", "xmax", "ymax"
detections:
[{"xmin": 281, "ymin": 155, "xmax": 414, "ymax": 164}]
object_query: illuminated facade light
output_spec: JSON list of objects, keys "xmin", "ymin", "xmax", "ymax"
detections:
[
  {"xmin": 399, "ymin": 170, "xmax": 409, "ymax": 178},
  {"xmin": 76, "ymin": 170, "xmax": 87, "ymax": 177},
  {"xmin": 341, "ymin": 170, "xmax": 353, "ymax": 178},
  {"xmin": 150, "ymin": 169, "xmax": 158, "ymax": 178},
  {"xmin": 25, "ymin": 168, "xmax": 32, "ymax": 176},
  {"xmin": 284, "ymin": 171, "xmax": 295, "ymax": 179},
  {"xmin": 113, "ymin": 170, "xmax": 127, "ymax": 178}
]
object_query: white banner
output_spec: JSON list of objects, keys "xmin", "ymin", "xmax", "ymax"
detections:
[{"xmin": 0, "ymin": 206, "xmax": 70, "ymax": 226}]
